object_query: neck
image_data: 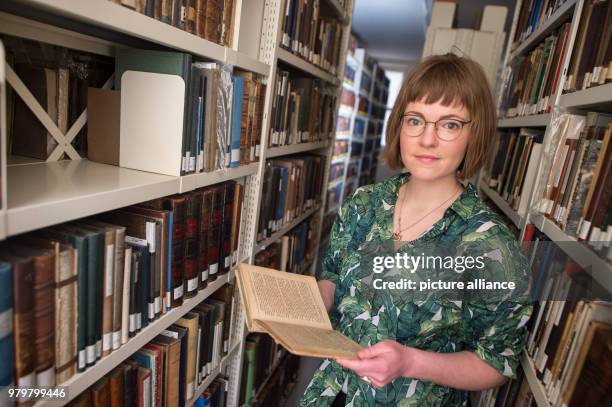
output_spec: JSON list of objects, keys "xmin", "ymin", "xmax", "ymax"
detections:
[{"xmin": 401, "ymin": 175, "xmax": 462, "ymax": 208}]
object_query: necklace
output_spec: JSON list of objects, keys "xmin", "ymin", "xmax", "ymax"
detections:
[{"xmin": 392, "ymin": 184, "xmax": 462, "ymax": 241}]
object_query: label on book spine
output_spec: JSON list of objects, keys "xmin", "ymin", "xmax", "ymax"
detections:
[
  {"xmin": 103, "ymin": 333, "xmax": 112, "ymax": 352},
  {"xmin": 155, "ymin": 297, "xmax": 161, "ymax": 314},
  {"xmin": 173, "ymin": 284, "xmax": 184, "ymax": 300},
  {"xmin": 86, "ymin": 345, "xmax": 95, "ymax": 364},
  {"xmin": 201, "ymin": 268, "xmax": 209, "ymax": 282},
  {"xmin": 105, "ymin": 245, "xmax": 114, "ymax": 296},
  {"xmin": 136, "ymin": 313, "xmax": 142, "ymax": 330},
  {"xmin": 209, "ymin": 263, "xmax": 218, "ymax": 276},
  {"xmin": 0, "ymin": 309, "xmax": 12, "ymax": 337},
  {"xmin": 187, "ymin": 382, "xmax": 194, "ymax": 399},
  {"xmin": 78, "ymin": 351, "xmax": 85, "ymax": 370},
  {"xmin": 148, "ymin": 303, "xmax": 155, "ymax": 320},
  {"xmin": 129, "ymin": 315, "xmax": 136, "ymax": 332},
  {"xmin": 112, "ymin": 331, "xmax": 121, "ymax": 350},
  {"xmin": 187, "ymin": 277, "xmax": 199, "ymax": 292}
]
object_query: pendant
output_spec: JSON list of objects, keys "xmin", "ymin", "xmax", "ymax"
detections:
[{"xmin": 392, "ymin": 232, "xmax": 400, "ymax": 241}]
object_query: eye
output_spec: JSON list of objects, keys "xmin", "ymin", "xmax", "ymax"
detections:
[
  {"xmin": 441, "ymin": 120, "xmax": 462, "ymax": 130},
  {"xmin": 404, "ymin": 116, "xmax": 423, "ymax": 126}
]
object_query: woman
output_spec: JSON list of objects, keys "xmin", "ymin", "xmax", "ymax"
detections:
[{"xmin": 300, "ymin": 54, "xmax": 532, "ymax": 406}]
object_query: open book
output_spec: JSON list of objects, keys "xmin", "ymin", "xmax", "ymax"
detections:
[{"xmin": 236, "ymin": 264, "xmax": 363, "ymax": 359}]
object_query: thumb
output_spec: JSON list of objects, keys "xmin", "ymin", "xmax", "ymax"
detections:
[{"xmin": 358, "ymin": 342, "xmax": 390, "ymax": 360}]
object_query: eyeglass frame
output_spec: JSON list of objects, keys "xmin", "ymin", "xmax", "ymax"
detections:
[{"xmin": 400, "ymin": 113, "xmax": 472, "ymax": 141}]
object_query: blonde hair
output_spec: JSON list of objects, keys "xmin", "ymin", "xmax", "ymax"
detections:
[{"xmin": 384, "ymin": 54, "xmax": 496, "ymax": 180}]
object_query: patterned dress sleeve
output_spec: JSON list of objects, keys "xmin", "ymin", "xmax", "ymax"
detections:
[
  {"xmin": 461, "ymin": 219, "xmax": 533, "ymax": 379},
  {"xmin": 318, "ymin": 196, "xmax": 354, "ymax": 284}
]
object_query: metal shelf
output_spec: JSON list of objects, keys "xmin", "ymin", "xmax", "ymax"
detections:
[
  {"xmin": 498, "ymin": 113, "xmax": 551, "ymax": 128},
  {"xmin": 558, "ymin": 82, "xmax": 612, "ymax": 109},
  {"xmin": 509, "ymin": 0, "xmax": 577, "ymax": 62},
  {"xmin": 254, "ymin": 206, "xmax": 321, "ymax": 255},
  {"xmin": 6, "ymin": 159, "xmax": 180, "ymax": 237},
  {"xmin": 178, "ymin": 162, "xmax": 259, "ymax": 193},
  {"xmin": 277, "ymin": 47, "xmax": 340, "ymax": 85},
  {"xmin": 12, "ymin": 0, "xmax": 269, "ymax": 75},
  {"xmin": 478, "ymin": 181, "xmax": 524, "ymax": 228},
  {"xmin": 34, "ymin": 269, "xmax": 237, "ymax": 407},
  {"xmin": 266, "ymin": 140, "xmax": 330, "ymax": 158},
  {"xmin": 520, "ymin": 353, "xmax": 551, "ymax": 407},
  {"xmin": 531, "ymin": 214, "xmax": 612, "ymax": 292}
]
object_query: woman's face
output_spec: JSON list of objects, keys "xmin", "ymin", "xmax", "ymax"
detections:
[{"xmin": 399, "ymin": 98, "xmax": 471, "ymax": 182}]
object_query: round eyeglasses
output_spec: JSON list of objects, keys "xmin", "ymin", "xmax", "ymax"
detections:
[{"xmin": 401, "ymin": 114, "xmax": 471, "ymax": 141}]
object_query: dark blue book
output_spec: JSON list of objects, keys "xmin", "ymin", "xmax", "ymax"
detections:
[
  {"xmin": 126, "ymin": 236, "xmax": 150, "ymax": 332},
  {"xmin": 0, "ymin": 261, "xmax": 14, "ymax": 387},
  {"xmin": 164, "ymin": 325, "xmax": 188, "ymax": 406}
]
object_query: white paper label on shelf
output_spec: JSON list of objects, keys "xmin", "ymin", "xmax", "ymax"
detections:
[
  {"xmin": 155, "ymin": 297, "xmax": 161, "ymax": 314},
  {"xmin": 86, "ymin": 345, "xmax": 95, "ymax": 364},
  {"xmin": 105, "ymin": 245, "xmax": 114, "ymax": 296},
  {"xmin": 103, "ymin": 333, "xmax": 112, "ymax": 351},
  {"xmin": 148, "ymin": 303, "xmax": 155, "ymax": 320},
  {"xmin": 210, "ymin": 263, "xmax": 218, "ymax": 276},
  {"xmin": 112, "ymin": 331, "xmax": 121, "ymax": 350},
  {"xmin": 17, "ymin": 371, "xmax": 35, "ymax": 387},
  {"xmin": 78, "ymin": 350, "xmax": 86, "ymax": 370},
  {"xmin": 174, "ymin": 284, "xmax": 184, "ymax": 300},
  {"xmin": 187, "ymin": 277, "xmax": 199, "ymax": 292}
]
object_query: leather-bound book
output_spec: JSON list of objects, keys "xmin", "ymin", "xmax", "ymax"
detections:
[
  {"xmin": 8, "ymin": 246, "xmax": 56, "ymax": 386},
  {"xmin": 151, "ymin": 335, "xmax": 181, "ymax": 407},
  {"xmin": 231, "ymin": 183, "xmax": 244, "ymax": 265},
  {"xmin": 163, "ymin": 196, "xmax": 187, "ymax": 307},
  {"xmin": 88, "ymin": 376, "xmax": 107, "ymax": 407},
  {"xmin": 0, "ymin": 262, "xmax": 14, "ymax": 388},
  {"xmin": 0, "ymin": 251, "xmax": 36, "ymax": 388},
  {"xmin": 199, "ymin": 189, "xmax": 213, "ymax": 288},
  {"xmin": 185, "ymin": 0, "xmax": 197, "ymax": 33},
  {"xmin": 194, "ymin": 303, "xmax": 215, "ymax": 377},
  {"xmin": 174, "ymin": 312, "xmax": 200, "ymax": 400},
  {"xmin": 122, "ymin": 360, "xmax": 139, "ymax": 407},
  {"xmin": 159, "ymin": 0, "xmax": 172, "ymax": 24},
  {"xmin": 16, "ymin": 236, "xmax": 78, "ymax": 383},
  {"xmin": 184, "ymin": 191, "xmax": 202, "ymax": 298},
  {"xmin": 211, "ymin": 283, "xmax": 235, "ymax": 354},
  {"xmin": 162, "ymin": 325, "xmax": 188, "ymax": 407},
  {"xmin": 136, "ymin": 366, "xmax": 152, "ymax": 407},
  {"xmin": 220, "ymin": 182, "xmax": 235, "ymax": 274},
  {"xmin": 208, "ymin": 186, "xmax": 224, "ymax": 281},
  {"xmin": 108, "ymin": 366, "xmax": 124, "ymax": 407},
  {"xmin": 133, "ymin": 347, "xmax": 161, "ymax": 407}
]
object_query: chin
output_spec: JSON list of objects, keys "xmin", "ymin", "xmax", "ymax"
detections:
[{"xmin": 405, "ymin": 164, "xmax": 457, "ymax": 182}]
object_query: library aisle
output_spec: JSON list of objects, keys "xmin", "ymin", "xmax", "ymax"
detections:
[{"xmin": 0, "ymin": 1, "xmax": 610, "ymax": 406}]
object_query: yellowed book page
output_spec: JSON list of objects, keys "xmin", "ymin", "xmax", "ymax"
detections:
[
  {"xmin": 237, "ymin": 264, "xmax": 331, "ymax": 330},
  {"xmin": 258, "ymin": 320, "xmax": 363, "ymax": 360}
]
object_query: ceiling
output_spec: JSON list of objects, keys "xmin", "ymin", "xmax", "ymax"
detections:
[{"xmin": 351, "ymin": 0, "xmax": 517, "ymax": 73}]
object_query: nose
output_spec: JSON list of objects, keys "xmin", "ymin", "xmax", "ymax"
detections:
[{"xmin": 418, "ymin": 122, "xmax": 438, "ymax": 148}]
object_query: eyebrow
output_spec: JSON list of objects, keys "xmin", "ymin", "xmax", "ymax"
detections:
[{"xmin": 403, "ymin": 111, "xmax": 469, "ymax": 121}]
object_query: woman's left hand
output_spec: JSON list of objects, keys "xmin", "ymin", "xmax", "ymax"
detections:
[{"xmin": 336, "ymin": 340, "xmax": 415, "ymax": 388}]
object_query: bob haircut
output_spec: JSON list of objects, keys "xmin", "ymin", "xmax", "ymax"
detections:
[{"xmin": 384, "ymin": 53, "xmax": 496, "ymax": 180}]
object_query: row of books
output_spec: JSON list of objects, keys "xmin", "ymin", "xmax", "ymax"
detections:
[
  {"xmin": 340, "ymin": 87, "xmax": 356, "ymax": 109},
  {"xmin": 499, "ymin": 22, "xmax": 570, "ymax": 118},
  {"xmin": 511, "ymin": 0, "xmax": 572, "ymax": 48},
  {"xmin": 563, "ymin": 0, "xmax": 612, "ymax": 92},
  {"xmin": 268, "ymin": 70, "xmax": 336, "ymax": 147},
  {"xmin": 280, "ymin": 0, "xmax": 345, "ymax": 75},
  {"xmin": 257, "ymin": 156, "xmax": 325, "ymax": 242},
  {"xmin": 109, "ymin": 0, "xmax": 235, "ymax": 47},
  {"xmin": 239, "ymin": 334, "xmax": 299, "ymax": 407},
  {"xmin": 254, "ymin": 219, "xmax": 315, "ymax": 275},
  {"xmin": 63, "ymin": 283, "xmax": 234, "ymax": 407},
  {"xmin": 534, "ymin": 112, "xmax": 611, "ymax": 248},
  {"xmin": 521, "ymin": 227, "xmax": 610, "ymax": 406},
  {"xmin": 326, "ymin": 181, "xmax": 342, "ymax": 214},
  {"xmin": 329, "ymin": 162, "xmax": 345, "ymax": 182},
  {"xmin": 333, "ymin": 139, "xmax": 349, "ymax": 157},
  {"xmin": 484, "ymin": 128, "xmax": 545, "ymax": 216},
  {"xmin": 114, "ymin": 48, "xmax": 265, "ymax": 175},
  {"xmin": 0, "ymin": 181, "xmax": 243, "ymax": 389}
]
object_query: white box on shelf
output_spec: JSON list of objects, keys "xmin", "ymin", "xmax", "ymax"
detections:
[{"xmin": 120, "ymin": 70, "xmax": 185, "ymax": 177}]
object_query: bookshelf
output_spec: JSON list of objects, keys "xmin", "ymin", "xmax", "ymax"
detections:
[
  {"xmin": 0, "ymin": 0, "xmax": 355, "ymax": 405},
  {"xmin": 477, "ymin": 0, "xmax": 612, "ymax": 405}
]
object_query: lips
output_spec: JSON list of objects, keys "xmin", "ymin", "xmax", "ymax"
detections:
[{"xmin": 414, "ymin": 154, "xmax": 440, "ymax": 164}]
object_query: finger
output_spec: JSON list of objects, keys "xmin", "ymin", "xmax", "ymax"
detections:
[
  {"xmin": 336, "ymin": 358, "xmax": 367, "ymax": 371},
  {"xmin": 357, "ymin": 342, "xmax": 392, "ymax": 360}
]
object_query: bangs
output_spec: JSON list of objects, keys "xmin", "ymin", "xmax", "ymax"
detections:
[{"xmin": 404, "ymin": 60, "xmax": 475, "ymax": 111}]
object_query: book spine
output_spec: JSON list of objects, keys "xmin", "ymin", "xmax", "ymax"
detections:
[
  {"xmin": 229, "ymin": 77, "xmax": 244, "ymax": 168},
  {"xmin": 184, "ymin": 192, "xmax": 202, "ymax": 297},
  {"xmin": 32, "ymin": 253, "xmax": 56, "ymax": 386},
  {"xmin": 12, "ymin": 260, "xmax": 37, "ymax": 388},
  {"xmin": 0, "ymin": 262, "xmax": 14, "ymax": 388},
  {"xmin": 199, "ymin": 190, "xmax": 212, "ymax": 288}
]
